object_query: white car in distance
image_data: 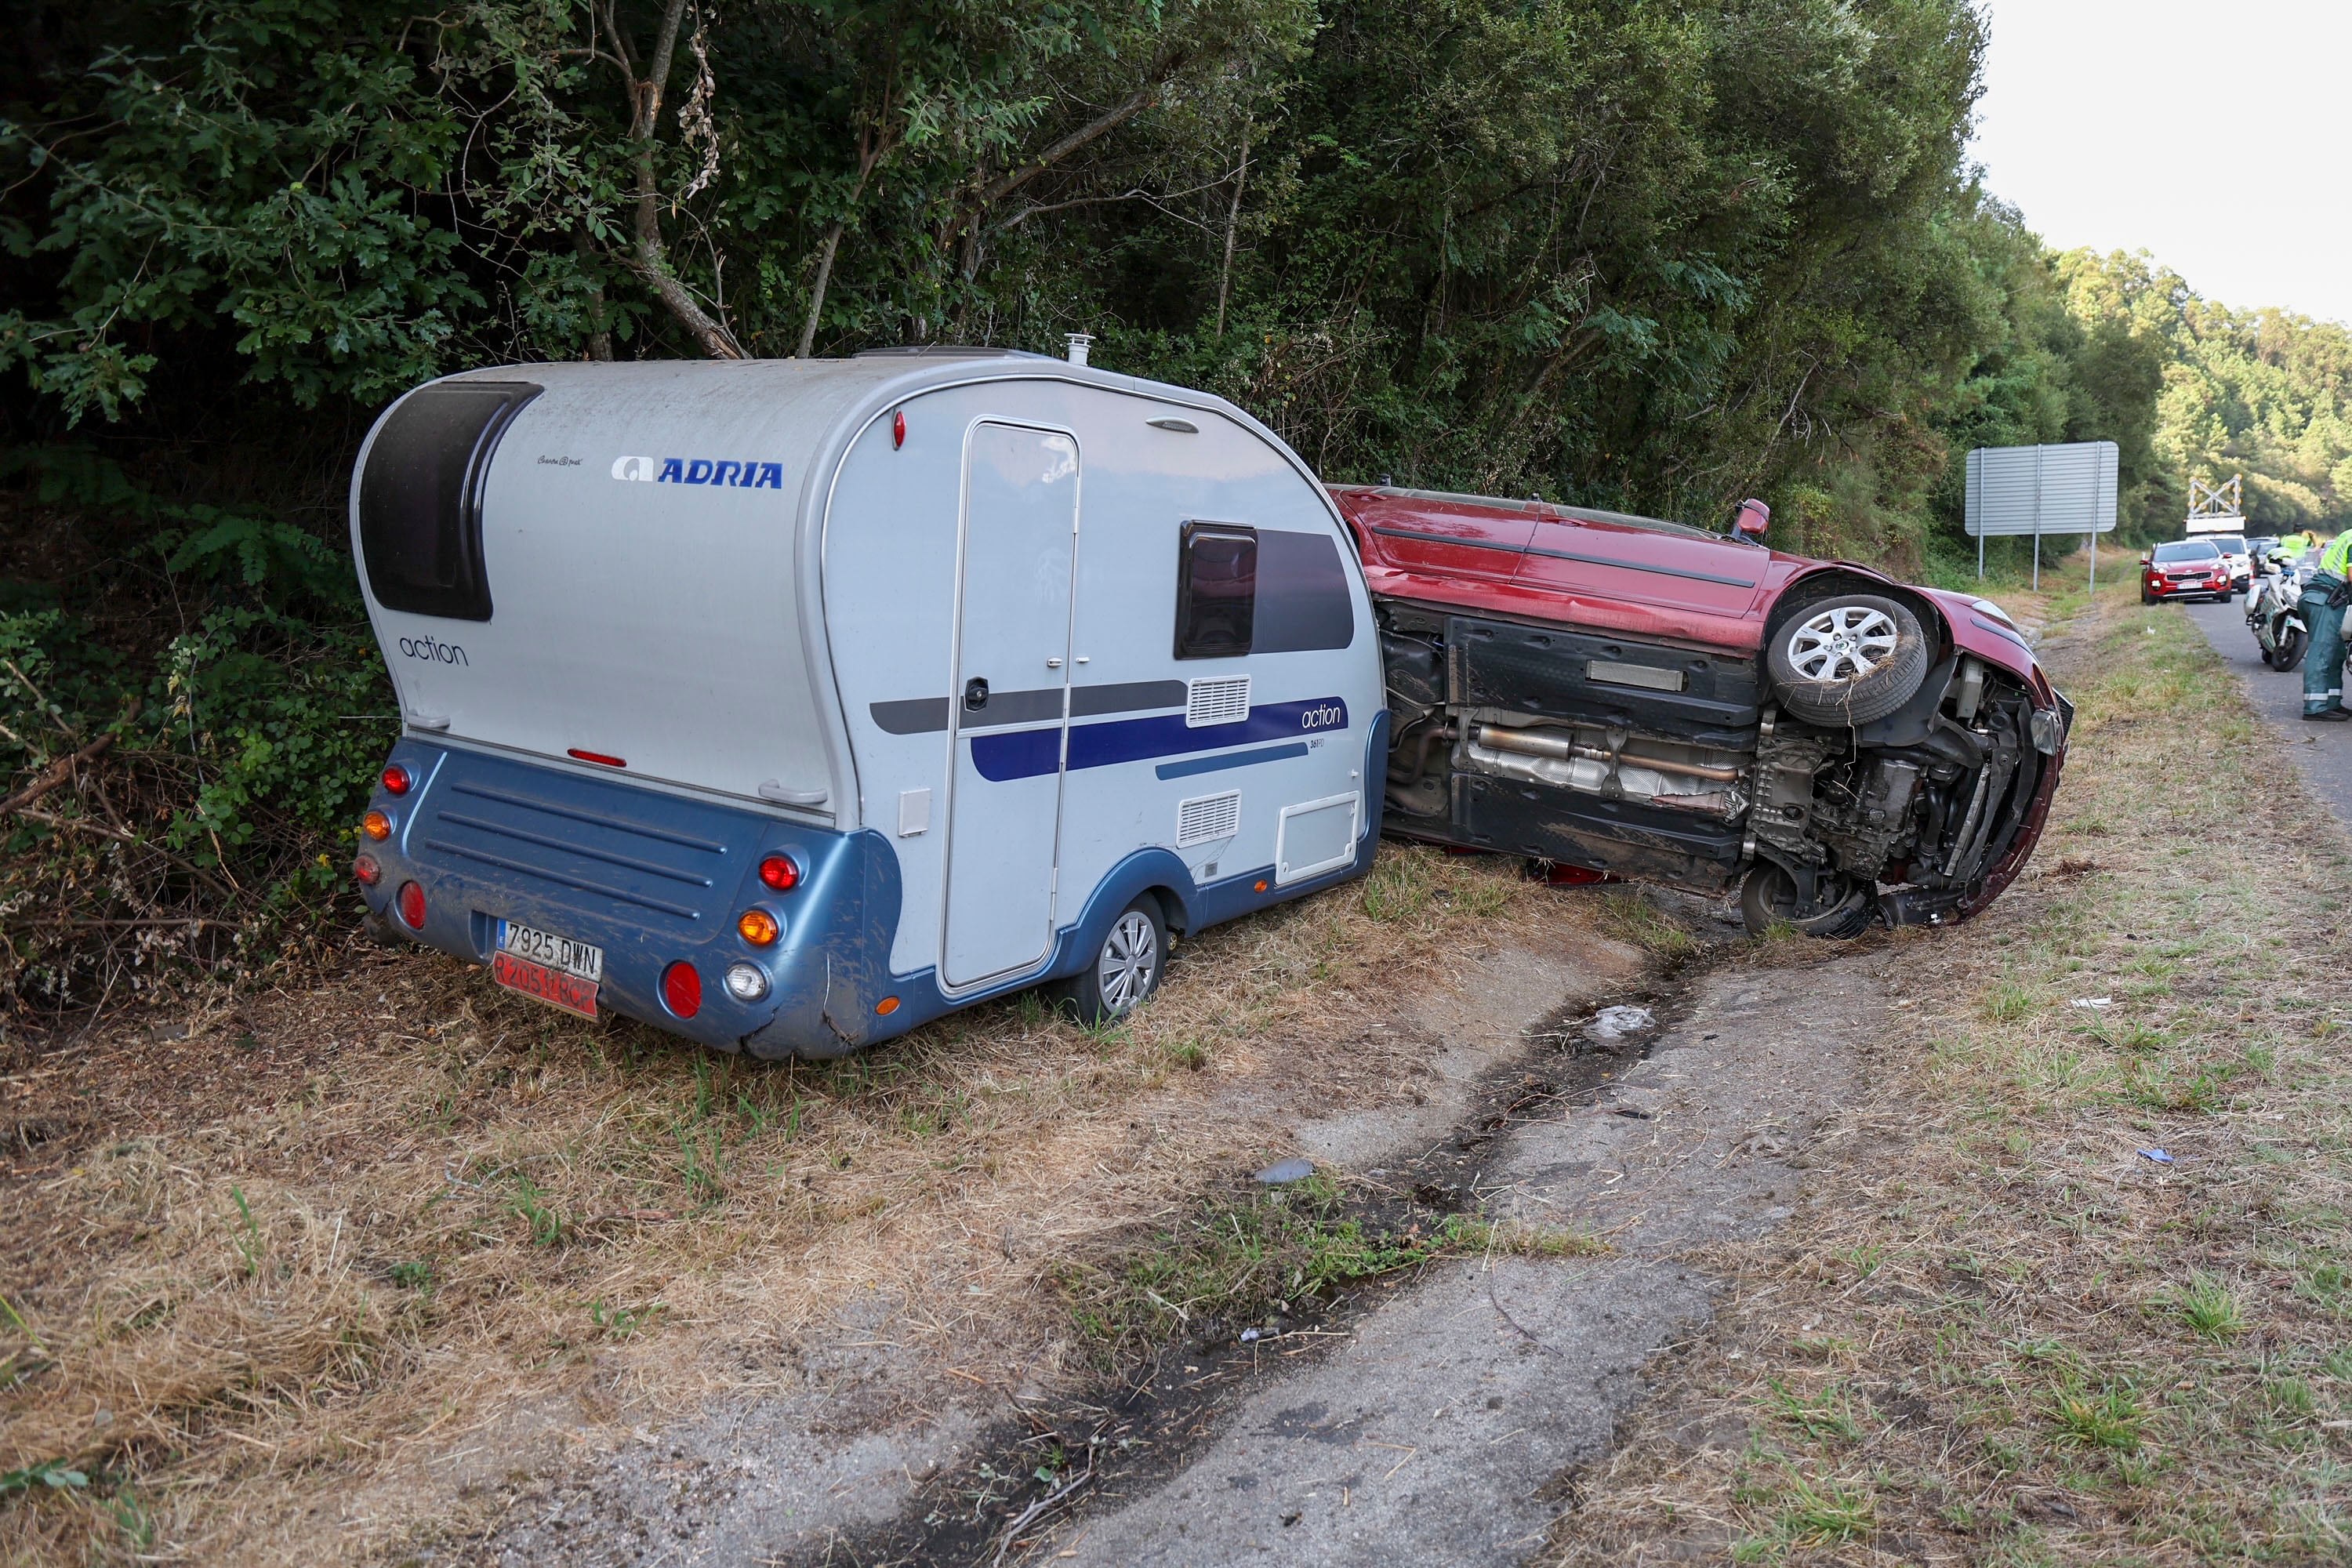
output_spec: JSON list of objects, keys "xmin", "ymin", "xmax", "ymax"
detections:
[{"xmin": 2209, "ymin": 533, "xmax": 2251, "ymax": 592}]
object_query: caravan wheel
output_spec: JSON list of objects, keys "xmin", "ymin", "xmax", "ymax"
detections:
[{"xmin": 1058, "ymin": 896, "xmax": 1167, "ymax": 1025}]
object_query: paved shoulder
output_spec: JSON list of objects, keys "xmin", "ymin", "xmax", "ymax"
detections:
[{"xmin": 2182, "ymin": 598, "xmax": 2352, "ymax": 825}]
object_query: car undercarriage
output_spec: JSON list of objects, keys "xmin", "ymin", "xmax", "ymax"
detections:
[{"xmin": 1374, "ymin": 597, "xmax": 2071, "ymax": 937}]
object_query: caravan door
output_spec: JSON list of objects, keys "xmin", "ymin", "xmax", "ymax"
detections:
[{"xmin": 941, "ymin": 422, "xmax": 1080, "ymax": 987}]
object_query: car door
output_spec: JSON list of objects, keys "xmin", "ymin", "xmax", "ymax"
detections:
[{"xmin": 1514, "ymin": 511, "xmax": 1767, "ymax": 619}]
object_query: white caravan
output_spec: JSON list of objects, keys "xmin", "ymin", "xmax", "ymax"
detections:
[{"xmin": 347, "ymin": 350, "xmax": 1387, "ymax": 1054}]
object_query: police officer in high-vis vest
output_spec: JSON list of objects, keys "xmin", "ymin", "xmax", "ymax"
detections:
[{"xmin": 2303, "ymin": 528, "xmax": 2352, "ymax": 720}]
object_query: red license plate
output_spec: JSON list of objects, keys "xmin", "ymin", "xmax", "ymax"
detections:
[{"xmin": 491, "ymin": 949, "xmax": 599, "ymax": 1020}]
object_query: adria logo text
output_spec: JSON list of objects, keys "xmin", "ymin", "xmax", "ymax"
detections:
[{"xmin": 612, "ymin": 455, "xmax": 786, "ymax": 488}]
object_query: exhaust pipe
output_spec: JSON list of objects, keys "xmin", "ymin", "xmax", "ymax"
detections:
[{"xmin": 1472, "ymin": 724, "xmax": 1741, "ymax": 781}]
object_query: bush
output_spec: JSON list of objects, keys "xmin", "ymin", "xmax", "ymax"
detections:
[{"xmin": 1, "ymin": 454, "xmax": 394, "ymax": 1013}]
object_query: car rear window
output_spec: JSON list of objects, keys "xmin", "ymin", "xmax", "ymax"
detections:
[
  {"xmin": 2153, "ymin": 541, "xmax": 2220, "ymax": 563},
  {"xmin": 358, "ymin": 380, "xmax": 541, "ymax": 621}
]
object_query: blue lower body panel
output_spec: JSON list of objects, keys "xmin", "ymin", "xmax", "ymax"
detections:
[
  {"xmin": 361, "ymin": 742, "xmax": 905, "ymax": 1056},
  {"xmin": 365, "ymin": 715, "xmax": 1388, "ymax": 1058}
]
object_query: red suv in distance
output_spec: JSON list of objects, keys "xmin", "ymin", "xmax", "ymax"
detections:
[
  {"xmin": 1330, "ymin": 486, "xmax": 2071, "ymax": 937},
  {"xmin": 2140, "ymin": 538, "xmax": 2233, "ymax": 604}
]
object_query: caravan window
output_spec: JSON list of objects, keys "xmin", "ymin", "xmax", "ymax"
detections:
[
  {"xmin": 1174, "ymin": 522, "xmax": 1258, "ymax": 659},
  {"xmin": 1250, "ymin": 529, "xmax": 1356, "ymax": 652},
  {"xmin": 358, "ymin": 380, "xmax": 540, "ymax": 621}
]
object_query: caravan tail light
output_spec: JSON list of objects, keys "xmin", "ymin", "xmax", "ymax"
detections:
[
  {"xmin": 380, "ymin": 764, "xmax": 413, "ymax": 796},
  {"xmin": 361, "ymin": 810, "xmax": 392, "ymax": 841},
  {"xmin": 757, "ymin": 854, "xmax": 800, "ymax": 891},
  {"xmin": 737, "ymin": 908, "xmax": 781, "ymax": 946},
  {"xmin": 354, "ymin": 854, "xmax": 382, "ymax": 887},
  {"xmin": 396, "ymin": 880, "xmax": 426, "ymax": 929},
  {"xmin": 662, "ymin": 960, "xmax": 702, "ymax": 1018},
  {"xmin": 567, "ymin": 748, "xmax": 626, "ymax": 768}
]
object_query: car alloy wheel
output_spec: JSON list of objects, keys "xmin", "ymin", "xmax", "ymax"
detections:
[
  {"xmin": 1765, "ymin": 592, "xmax": 1929, "ymax": 728},
  {"xmin": 1740, "ymin": 863, "xmax": 1875, "ymax": 938},
  {"xmin": 1784, "ymin": 604, "xmax": 1900, "ymax": 682}
]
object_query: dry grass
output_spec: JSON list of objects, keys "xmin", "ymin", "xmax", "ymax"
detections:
[
  {"xmin": 0, "ymin": 841, "xmax": 1625, "ymax": 1564},
  {"xmin": 1544, "ymin": 583, "xmax": 2352, "ymax": 1564}
]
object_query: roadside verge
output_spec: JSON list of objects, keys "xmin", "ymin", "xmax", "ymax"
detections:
[{"xmin": 1544, "ymin": 583, "xmax": 2352, "ymax": 1563}]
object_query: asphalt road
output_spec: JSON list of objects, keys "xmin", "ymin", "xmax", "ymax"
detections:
[{"xmin": 2181, "ymin": 594, "xmax": 2352, "ymax": 822}]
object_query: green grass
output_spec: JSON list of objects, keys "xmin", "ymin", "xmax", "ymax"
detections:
[
  {"xmin": 1980, "ymin": 980, "xmax": 2037, "ymax": 1022},
  {"xmin": 1765, "ymin": 1380, "xmax": 1864, "ymax": 1443},
  {"xmin": 2048, "ymin": 1382, "xmax": 2146, "ymax": 1453},
  {"xmin": 1061, "ymin": 1177, "xmax": 1601, "ymax": 1352},
  {"xmin": 2176, "ymin": 1272, "xmax": 2245, "ymax": 1342},
  {"xmin": 1598, "ymin": 891, "xmax": 1700, "ymax": 960}
]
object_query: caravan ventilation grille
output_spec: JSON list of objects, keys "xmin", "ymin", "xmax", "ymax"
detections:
[
  {"xmin": 1185, "ymin": 676, "xmax": 1250, "ymax": 728},
  {"xmin": 1177, "ymin": 789, "xmax": 1243, "ymax": 848}
]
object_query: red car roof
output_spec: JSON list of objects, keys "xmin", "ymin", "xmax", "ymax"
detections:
[
  {"xmin": 1329, "ymin": 485, "xmax": 2046, "ymax": 686},
  {"xmin": 1331, "ymin": 485, "xmax": 1807, "ymax": 653}
]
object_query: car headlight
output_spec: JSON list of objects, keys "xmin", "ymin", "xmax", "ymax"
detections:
[
  {"xmin": 2028, "ymin": 708, "xmax": 2064, "ymax": 755},
  {"xmin": 1969, "ymin": 598, "xmax": 2016, "ymax": 626}
]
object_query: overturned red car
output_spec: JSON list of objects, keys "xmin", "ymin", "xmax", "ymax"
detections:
[{"xmin": 1333, "ymin": 487, "xmax": 2071, "ymax": 936}]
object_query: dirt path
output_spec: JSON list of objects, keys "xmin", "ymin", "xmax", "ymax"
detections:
[{"xmin": 1046, "ymin": 960, "xmax": 1885, "ymax": 1567}]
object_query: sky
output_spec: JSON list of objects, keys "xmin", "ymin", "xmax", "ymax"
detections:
[{"xmin": 1971, "ymin": 0, "xmax": 2352, "ymax": 325}]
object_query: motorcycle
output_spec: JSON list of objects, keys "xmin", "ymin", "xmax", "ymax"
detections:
[{"xmin": 2248, "ymin": 555, "xmax": 2308, "ymax": 671}]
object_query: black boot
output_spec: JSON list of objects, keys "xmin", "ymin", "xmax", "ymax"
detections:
[{"xmin": 2304, "ymin": 708, "xmax": 2351, "ymax": 723}]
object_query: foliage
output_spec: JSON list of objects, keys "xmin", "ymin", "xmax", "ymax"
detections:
[
  {"xmin": 0, "ymin": 0, "xmax": 2308, "ymax": 1005},
  {"xmin": 0, "ymin": 445, "xmax": 390, "ymax": 1004}
]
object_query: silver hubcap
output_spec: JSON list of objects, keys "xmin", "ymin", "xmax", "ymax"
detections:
[
  {"xmin": 1097, "ymin": 911, "xmax": 1159, "ymax": 1014},
  {"xmin": 1785, "ymin": 605, "xmax": 1898, "ymax": 683}
]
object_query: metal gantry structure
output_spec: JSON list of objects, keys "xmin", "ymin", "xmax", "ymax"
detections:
[{"xmin": 2184, "ymin": 474, "xmax": 2245, "ymax": 535}]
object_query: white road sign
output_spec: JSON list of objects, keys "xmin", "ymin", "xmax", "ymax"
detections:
[{"xmin": 1964, "ymin": 441, "xmax": 2119, "ymax": 538}]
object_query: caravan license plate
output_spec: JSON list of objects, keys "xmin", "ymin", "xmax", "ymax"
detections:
[
  {"xmin": 492, "ymin": 920, "xmax": 603, "ymax": 1021},
  {"xmin": 497, "ymin": 920, "xmax": 604, "ymax": 982}
]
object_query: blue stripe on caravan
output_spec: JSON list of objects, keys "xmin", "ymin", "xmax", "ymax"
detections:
[
  {"xmin": 1154, "ymin": 742, "xmax": 1309, "ymax": 780},
  {"xmin": 967, "ymin": 725, "xmax": 1064, "ymax": 783},
  {"xmin": 968, "ymin": 697, "xmax": 1349, "ymax": 783}
]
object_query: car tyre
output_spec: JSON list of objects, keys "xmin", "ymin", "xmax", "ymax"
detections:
[
  {"xmin": 1054, "ymin": 895, "xmax": 1167, "ymax": 1026},
  {"xmin": 1766, "ymin": 593, "xmax": 1931, "ymax": 728},
  {"xmin": 1740, "ymin": 864, "xmax": 1875, "ymax": 939}
]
